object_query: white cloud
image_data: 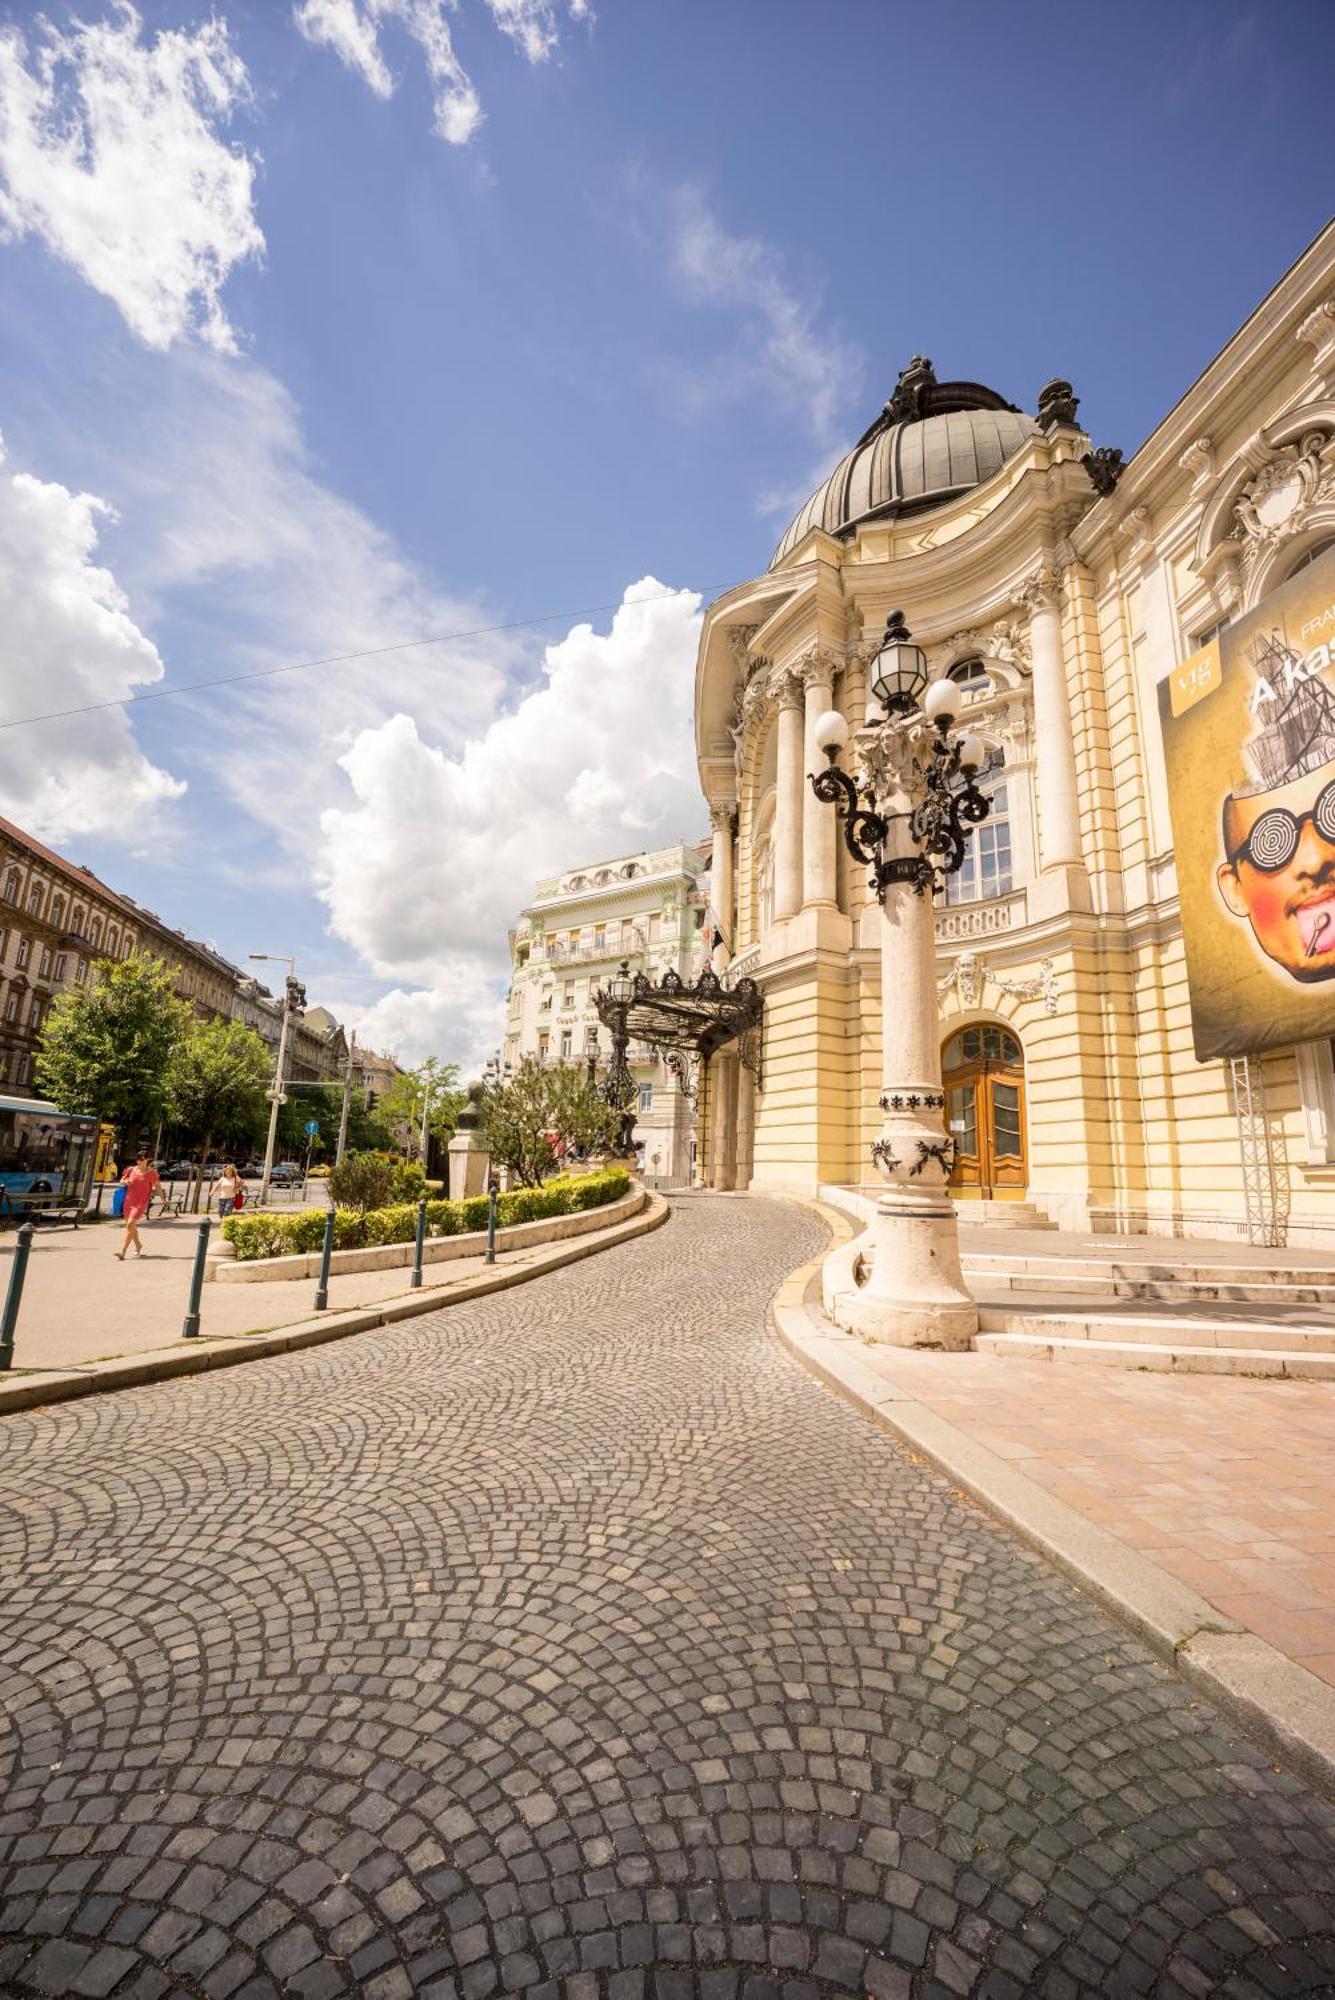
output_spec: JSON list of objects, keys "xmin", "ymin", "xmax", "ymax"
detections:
[
  {"xmin": 0, "ymin": 3, "xmax": 263, "ymax": 352},
  {"xmin": 0, "ymin": 435, "xmax": 184, "ymax": 844},
  {"xmin": 660, "ymin": 184, "xmax": 863, "ymax": 509},
  {"xmin": 106, "ymin": 347, "xmax": 515, "ymax": 845},
  {"xmin": 294, "ymin": 0, "xmax": 590, "ymax": 142},
  {"xmin": 317, "ymin": 579, "xmax": 704, "ymax": 1064},
  {"xmin": 350, "ymin": 973, "xmax": 504, "ymax": 1070}
]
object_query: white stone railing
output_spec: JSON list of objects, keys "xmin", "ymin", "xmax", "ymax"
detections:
[
  {"xmin": 934, "ymin": 889, "xmax": 1027, "ymax": 942},
  {"xmin": 722, "ymin": 944, "xmax": 761, "ymax": 986}
]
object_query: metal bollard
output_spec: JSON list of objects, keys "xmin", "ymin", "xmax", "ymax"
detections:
[
  {"xmin": 410, "ymin": 1197, "xmax": 428, "ymax": 1290},
  {"xmin": 0, "ymin": 1221, "xmax": 34, "ymax": 1371},
  {"xmin": 486, "ymin": 1183, "xmax": 498, "ymax": 1266},
  {"xmin": 181, "ymin": 1217, "xmax": 211, "ymax": 1339},
  {"xmin": 314, "ymin": 1208, "xmax": 336, "ymax": 1312}
]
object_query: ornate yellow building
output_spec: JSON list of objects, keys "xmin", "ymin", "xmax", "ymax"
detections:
[{"xmin": 693, "ymin": 220, "xmax": 1335, "ymax": 1245}]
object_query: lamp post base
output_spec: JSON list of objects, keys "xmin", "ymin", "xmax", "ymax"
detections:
[{"xmin": 830, "ymin": 1195, "xmax": 978, "ymax": 1349}]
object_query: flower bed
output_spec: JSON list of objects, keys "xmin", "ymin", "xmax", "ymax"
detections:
[{"xmin": 220, "ymin": 1167, "xmax": 631, "ymax": 1263}]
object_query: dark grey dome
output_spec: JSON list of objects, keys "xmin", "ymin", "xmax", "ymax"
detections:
[{"xmin": 770, "ymin": 358, "xmax": 1039, "ymax": 569}]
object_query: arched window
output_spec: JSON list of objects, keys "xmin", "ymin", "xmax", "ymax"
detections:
[
  {"xmin": 948, "ymin": 657, "xmax": 992, "ymax": 694},
  {"xmin": 51, "ymin": 895, "xmax": 64, "ymax": 929},
  {"xmin": 27, "ymin": 885, "xmax": 42, "ymax": 917},
  {"xmin": 107, "ymin": 927, "xmax": 119, "ymax": 954},
  {"xmin": 89, "ymin": 919, "xmax": 102, "ymax": 947},
  {"xmin": 3, "ymin": 869, "xmax": 17, "ymax": 903},
  {"xmin": 1286, "ymin": 537, "xmax": 1335, "ymax": 580},
  {"xmin": 945, "ymin": 757, "xmax": 1012, "ymax": 906}
]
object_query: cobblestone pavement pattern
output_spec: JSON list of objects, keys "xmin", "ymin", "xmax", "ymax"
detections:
[{"xmin": 3, "ymin": 1195, "xmax": 1335, "ymax": 2000}]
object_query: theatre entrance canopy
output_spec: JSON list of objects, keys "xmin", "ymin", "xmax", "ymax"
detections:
[{"xmin": 592, "ymin": 963, "xmax": 763, "ymax": 1100}]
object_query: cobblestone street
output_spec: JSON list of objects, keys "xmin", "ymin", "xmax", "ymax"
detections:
[{"xmin": 3, "ymin": 1194, "xmax": 1335, "ymax": 2000}]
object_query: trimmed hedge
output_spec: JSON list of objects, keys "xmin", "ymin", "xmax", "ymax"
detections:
[{"xmin": 221, "ymin": 1166, "xmax": 631, "ymax": 1262}]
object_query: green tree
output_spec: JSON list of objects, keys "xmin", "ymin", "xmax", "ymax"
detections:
[
  {"xmin": 36, "ymin": 955, "xmax": 189, "ymax": 1150},
  {"xmin": 167, "ymin": 1017, "xmax": 272, "ymax": 1210},
  {"xmin": 478, "ymin": 1059, "xmax": 620, "ymax": 1187},
  {"xmin": 377, "ymin": 1060, "xmax": 465, "ymax": 1157}
]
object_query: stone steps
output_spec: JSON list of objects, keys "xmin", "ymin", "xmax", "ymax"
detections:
[
  {"xmin": 975, "ymin": 1330, "xmax": 1335, "ymax": 1380},
  {"xmin": 964, "ymin": 1260, "xmax": 1334, "ymax": 1307},
  {"xmin": 954, "ymin": 1200, "xmax": 1056, "ymax": 1228}
]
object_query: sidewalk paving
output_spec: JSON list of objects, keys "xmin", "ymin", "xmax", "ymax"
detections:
[
  {"xmin": 0, "ymin": 1213, "xmax": 540, "ymax": 1372},
  {"xmin": 841, "ymin": 1338, "xmax": 1335, "ymax": 1691}
]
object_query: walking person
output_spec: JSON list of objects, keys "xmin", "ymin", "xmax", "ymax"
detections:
[
  {"xmin": 215, "ymin": 1161, "xmax": 242, "ymax": 1219},
  {"xmin": 115, "ymin": 1151, "xmax": 161, "ymax": 1261}
]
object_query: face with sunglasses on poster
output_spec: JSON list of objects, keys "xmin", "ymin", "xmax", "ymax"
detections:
[{"xmin": 1217, "ymin": 762, "xmax": 1335, "ymax": 982}]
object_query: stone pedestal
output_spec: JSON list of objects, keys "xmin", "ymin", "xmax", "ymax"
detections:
[
  {"xmin": 828, "ymin": 725, "xmax": 977, "ymax": 1348},
  {"xmin": 447, "ymin": 1082, "xmax": 491, "ymax": 1202}
]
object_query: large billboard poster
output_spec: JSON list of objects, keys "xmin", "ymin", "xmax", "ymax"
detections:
[{"xmin": 1159, "ymin": 544, "xmax": 1335, "ymax": 1062}]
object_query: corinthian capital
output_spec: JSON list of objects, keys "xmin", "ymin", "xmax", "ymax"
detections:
[
  {"xmin": 768, "ymin": 662, "xmax": 805, "ymax": 709},
  {"xmin": 792, "ymin": 643, "xmax": 843, "ymax": 692},
  {"xmin": 1012, "ymin": 562, "xmax": 1063, "ymax": 618},
  {"xmin": 707, "ymin": 800, "xmax": 737, "ymax": 835}
]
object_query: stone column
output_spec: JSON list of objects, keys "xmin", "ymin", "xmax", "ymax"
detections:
[
  {"xmin": 773, "ymin": 667, "xmax": 805, "ymax": 921},
  {"xmin": 828, "ymin": 724, "xmax": 977, "ymax": 1349},
  {"xmin": 714, "ymin": 1049, "xmax": 740, "ymax": 1192},
  {"xmin": 708, "ymin": 802, "xmax": 736, "ymax": 972},
  {"xmin": 801, "ymin": 651, "xmax": 838, "ymax": 908},
  {"xmin": 735, "ymin": 1057, "xmax": 755, "ymax": 1192},
  {"xmin": 1016, "ymin": 564, "xmax": 1082, "ymax": 871}
]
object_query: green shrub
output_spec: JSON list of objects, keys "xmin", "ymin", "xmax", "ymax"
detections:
[
  {"xmin": 389, "ymin": 1161, "xmax": 427, "ymax": 1203},
  {"xmin": 220, "ymin": 1162, "xmax": 633, "ymax": 1259},
  {"xmin": 328, "ymin": 1150, "xmax": 394, "ymax": 1213}
]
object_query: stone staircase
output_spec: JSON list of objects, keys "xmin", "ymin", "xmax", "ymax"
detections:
[
  {"xmin": 954, "ymin": 1198, "xmax": 1056, "ymax": 1229},
  {"xmin": 960, "ymin": 1240, "xmax": 1335, "ymax": 1380}
]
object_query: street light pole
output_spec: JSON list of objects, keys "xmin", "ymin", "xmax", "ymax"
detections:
[
  {"xmin": 810, "ymin": 615, "xmax": 992, "ymax": 1350},
  {"xmin": 251, "ymin": 953, "xmax": 297, "ymax": 1209},
  {"xmin": 336, "ymin": 1030, "xmax": 358, "ymax": 1167},
  {"xmin": 417, "ymin": 1057, "xmax": 439, "ymax": 1166}
]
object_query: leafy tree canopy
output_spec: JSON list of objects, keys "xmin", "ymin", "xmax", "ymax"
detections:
[
  {"xmin": 36, "ymin": 955, "xmax": 190, "ymax": 1142},
  {"xmin": 478, "ymin": 1059, "xmax": 621, "ymax": 1186},
  {"xmin": 168, "ymin": 1016, "xmax": 271, "ymax": 1154},
  {"xmin": 376, "ymin": 1059, "xmax": 466, "ymax": 1156}
]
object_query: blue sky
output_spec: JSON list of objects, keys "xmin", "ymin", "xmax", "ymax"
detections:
[{"xmin": 0, "ymin": 0, "xmax": 1332, "ymax": 1063}]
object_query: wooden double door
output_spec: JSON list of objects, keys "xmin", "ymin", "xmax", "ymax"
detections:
[{"xmin": 943, "ymin": 1024, "xmax": 1026, "ymax": 1198}]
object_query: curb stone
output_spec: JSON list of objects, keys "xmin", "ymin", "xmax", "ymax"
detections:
[
  {"xmin": 0, "ymin": 1190, "xmax": 670, "ymax": 1417},
  {"xmin": 765, "ymin": 1191, "xmax": 1335, "ymax": 1801}
]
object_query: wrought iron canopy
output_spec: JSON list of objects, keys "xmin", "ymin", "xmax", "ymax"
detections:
[{"xmin": 592, "ymin": 963, "xmax": 764, "ymax": 1086}]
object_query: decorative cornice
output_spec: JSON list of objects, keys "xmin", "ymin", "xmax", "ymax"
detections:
[{"xmin": 1115, "ymin": 503, "xmax": 1153, "ymax": 562}]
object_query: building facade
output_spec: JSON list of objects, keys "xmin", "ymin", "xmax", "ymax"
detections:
[
  {"xmin": 691, "ymin": 222, "xmax": 1335, "ymax": 1244},
  {"xmin": 505, "ymin": 842, "xmax": 711, "ymax": 1180},
  {"xmin": 0, "ymin": 815, "xmax": 346, "ymax": 1098}
]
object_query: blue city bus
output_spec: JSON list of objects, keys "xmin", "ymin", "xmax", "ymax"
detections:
[{"xmin": 0, "ymin": 1097, "xmax": 101, "ymax": 1212}]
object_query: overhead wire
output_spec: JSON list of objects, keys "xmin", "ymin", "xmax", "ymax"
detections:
[{"xmin": 1, "ymin": 577, "xmax": 741, "ymax": 733}]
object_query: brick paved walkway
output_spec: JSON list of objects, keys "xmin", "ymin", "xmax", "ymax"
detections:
[
  {"xmin": 2, "ymin": 1195, "xmax": 1334, "ymax": 1999},
  {"xmin": 841, "ymin": 1344, "xmax": 1335, "ymax": 1693}
]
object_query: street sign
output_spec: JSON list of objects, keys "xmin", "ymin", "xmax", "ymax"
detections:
[{"xmin": 304, "ymin": 1120, "xmax": 320, "ymax": 1137}]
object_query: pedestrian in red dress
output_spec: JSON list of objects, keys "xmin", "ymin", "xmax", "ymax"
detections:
[{"xmin": 116, "ymin": 1152, "xmax": 161, "ymax": 1261}]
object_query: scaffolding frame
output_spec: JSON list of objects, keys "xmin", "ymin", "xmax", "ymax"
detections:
[{"xmin": 1229, "ymin": 1054, "xmax": 1286, "ymax": 1248}]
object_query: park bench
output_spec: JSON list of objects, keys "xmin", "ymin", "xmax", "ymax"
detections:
[{"xmin": 0, "ymin": 1187, "xmax": 83, "ymax": 1229}]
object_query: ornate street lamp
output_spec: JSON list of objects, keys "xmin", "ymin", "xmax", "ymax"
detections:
[
  {"xmin": 867, "ymin": 609, "xmax": 929, "ymax": 717},
  {"xmin": 807, "ymin": 620, "xmax": 993, "ymax": 1349},
  {"xmin": 592, "ymin": 960, "xmax": 638, "ymax": 1155}
]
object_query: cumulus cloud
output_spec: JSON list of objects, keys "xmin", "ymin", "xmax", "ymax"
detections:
[
  {"xmin": 0, "ymin": 435, "xmax": 184, "ymax": 844},
  {"xmin": 0, "ymin": 3, "xmax": 263, "ymax": 352},
  {"xmin": 349, "ymin": 973, "xmax": 505, "ymax": 1070},
  {"xmin": 317, "ymin": 579, "xmax": 704, "ymax": 1064},
  {"xmin": 294, "ymin": 0, "xmax": 590, "ymax": 142}
]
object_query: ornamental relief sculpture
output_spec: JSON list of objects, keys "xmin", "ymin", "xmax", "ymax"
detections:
[
  {"xmin": 938, "ymin": 951, "xmax": 1059, "ymax": 1015},
  {"xmin": 1232, "ymin": 428, "xmax": 1335, "ymax": 573}
]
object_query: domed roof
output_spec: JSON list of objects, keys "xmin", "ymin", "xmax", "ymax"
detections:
[{"xmin": 770, "ymin": 357, "xmax": 1040, "ymax": 569}]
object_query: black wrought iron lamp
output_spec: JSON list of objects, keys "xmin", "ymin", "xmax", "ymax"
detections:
[
  {"xmin": 592, "ymin": 959, "xmax": 638, "ymax": 1153},
  {"xmin": 810, "ymin": 617, "xmax": 991, "ymax": 901}
]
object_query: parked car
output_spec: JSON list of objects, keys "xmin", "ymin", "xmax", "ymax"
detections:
[
  {"xmin": 268, "ymin": 1162, "xmax": 303, "ymax": 1187},
  {"xmin": 238, "ymin": 1160, "xmax": 266, "ymax": 1179}
]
